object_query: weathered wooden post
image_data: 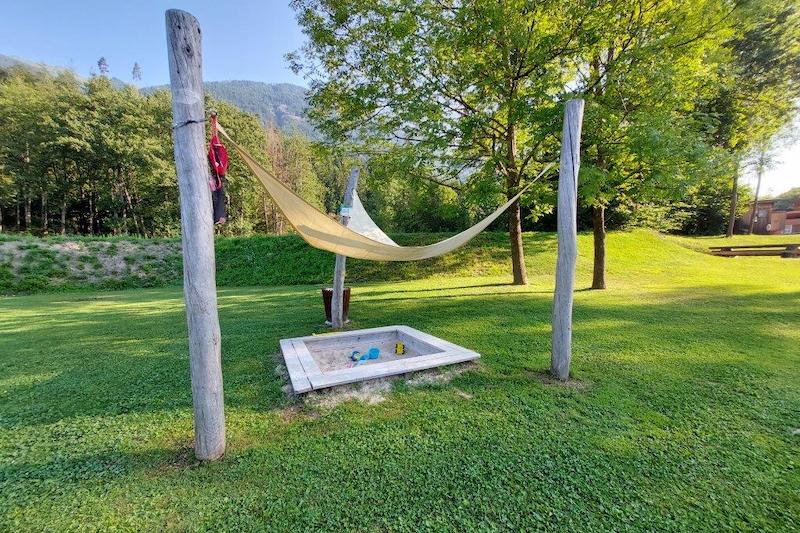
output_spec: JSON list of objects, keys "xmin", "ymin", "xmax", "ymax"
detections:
[
  {"xmin": 166, "ymin": 9, "xmax": 225, "ymax": 460},
  {"xmin": 551, "ymin": 99, "xmax": 584, "ymax": 381},
  {"xmin": 331, "ymin": 168, "xmax": 360, "ymax": 328}
]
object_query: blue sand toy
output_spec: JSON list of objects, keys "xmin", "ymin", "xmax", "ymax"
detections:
[{"xmin": 350, "ymin": 348, "xmax": 379, "ymax": 367}]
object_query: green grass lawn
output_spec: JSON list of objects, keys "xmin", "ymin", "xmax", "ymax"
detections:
[{"xmin": 0, "ymin": 231, "xmax": 798, "ymax": 531}]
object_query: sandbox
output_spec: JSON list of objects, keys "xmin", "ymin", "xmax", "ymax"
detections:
[{"xmin": 280, "ymin": 325, "xmax": 480, "ymax": 393}]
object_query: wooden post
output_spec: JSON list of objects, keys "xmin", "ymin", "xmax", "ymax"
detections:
[
  {"xmin": 331, "ymin": 168, "xmax": 360, "ymax": 328},
  {"xmin": 551, "ymin": 99, "xmax": 584, "ymax": 381},
  {"xmin": 166, "ymin": 9, "xmax": 225, "ymax": 460}
]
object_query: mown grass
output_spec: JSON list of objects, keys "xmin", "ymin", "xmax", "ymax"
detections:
[{"xmin": 0, "ymin": 231, "xmax": 798, "ymax": 531}]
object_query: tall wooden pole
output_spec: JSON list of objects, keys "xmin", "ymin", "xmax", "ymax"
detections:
[
  {"xmin": 166, "ymin": 9, "xmax": 225, "ymax": 460},
  {"xmin": 551, "ymin": 99, "xmax": 584, "ymax": 381},
  {"xmin": 331, "ymin": 168, "xmax": 360, "ymax": 328}
]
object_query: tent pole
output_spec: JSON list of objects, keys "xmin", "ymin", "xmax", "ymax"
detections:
[
  {"xmin": 166, "ymin": 9, "xmax": 226, "ymax": 460},
  {"xmin": 551, "ymin": 99, "xmax": 584, "ymax": 381},
  {"xmin": 331, "ymin": 168, "xmax": 360, "ymax": 328}
]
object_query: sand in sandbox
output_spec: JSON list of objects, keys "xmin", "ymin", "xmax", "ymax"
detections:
[{"xmin": 307, "ymin": 334, "xmax": 440, "ymax": 373}]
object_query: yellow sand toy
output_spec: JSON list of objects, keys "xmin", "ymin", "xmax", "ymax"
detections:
[{"xmin": 395, "ymin": 342, "xmax": 406, "ymax": 355}]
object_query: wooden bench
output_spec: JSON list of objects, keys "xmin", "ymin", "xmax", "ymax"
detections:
[{"xmin": 709, "ymin": 243, "xmax": 800, "ymax": 258}]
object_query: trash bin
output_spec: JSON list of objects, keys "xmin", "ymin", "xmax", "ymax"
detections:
[{"xmin": 322, "ymin": 287, "xmax": 351, "ymax": 324}]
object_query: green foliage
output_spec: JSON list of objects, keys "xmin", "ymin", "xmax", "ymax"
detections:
[
  {"xmin": 576, "ymin": 0, "xmax": 737, "ymax": 216},
  {"xmin": 0, "ymin": 231, "xmax": 798, "ymax": 530},
  {"xmin": 0, "ymin": 71, "xmax": 334, "ymax": 238},
  {"xmin": 289, "ymin": 0, "xmax": 796, "ymax": 261},
  {"xmin": 290, "ymin": 0, "xmax": 574, "ymax": 194},
  {"xmin": 705, "ymin": 0, "xmax": 800, "ymax": 154}
]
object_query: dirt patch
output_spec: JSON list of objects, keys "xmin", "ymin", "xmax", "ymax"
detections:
[
  {"xmin": 291, "ymin": 362, "xmax": 478, "ymax": 409},
  {"xmin": 405, "ymin": 362, "xmax": 477, "ymax": 387},
  {"xmin": 278, "ymin": 404, "xmax": 321, "ymax": 423},
  {"xmin": 51, "ymin": 241, "xmax": 83, "ymax": 253},
  {"xmin": 530, "ymin": 370, "xmax": 589, "ymax": 390},
  {"xmin": 453, "ymin": 388, "xmax": 474, "ymax": 400},
  {"xmin": 305, "ymin": 378, "xmax": 394, "ymax": 409},
  {"xmin": 1, "ymin": 238, "xmax": 181, "ymax": 288},
  {"xmin": 148, "ymin": 444, "xmax": 202, "ymax": 475},
  {"xmin": 0, "ymin": 241, "xmax": 27, "ymax": 270}
]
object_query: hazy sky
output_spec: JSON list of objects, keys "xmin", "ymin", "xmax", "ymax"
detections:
[
  {"xmin": 1, "ymin": 0, "xmax": 797, "ymax": 195},
  {"xmin": 0, "ymin": 0, "xmax": 306, "ymax": 87}
]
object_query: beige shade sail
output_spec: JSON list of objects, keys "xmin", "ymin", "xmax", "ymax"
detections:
[
  {"xmin": 348, "ymin": 190, "xmax": 399, "ymax": 246},
  {"xmin": 218, "ymin": 124, "xmax": 542, "ymax": 261}
]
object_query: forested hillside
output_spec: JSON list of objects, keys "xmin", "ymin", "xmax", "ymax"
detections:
[
  {"xmin": 0, "ymin": 69, "xmax": 339, "ymax": 238},
  {"xmin": 0, "ymin": 54, "xmax": 314, "ymax": 136},
  {"xmin": 142, "ymin": 80, "xmax": 314, "ymax": 136}
]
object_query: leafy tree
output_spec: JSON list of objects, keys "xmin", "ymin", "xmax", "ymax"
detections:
[
  {"xmin": 0, "ymin": 58, "xmax": 349, "ymax": 238},
  {"xmin": 289, "ymin": 0, "xmax": 597, "ymax": 284},
  {"xmin": 702, "ymin": 0, "xmax": 800, "ymax": 236},
  {"xmin": 572, "ymin": 0, "xmax": 736, "ymax": 288}
]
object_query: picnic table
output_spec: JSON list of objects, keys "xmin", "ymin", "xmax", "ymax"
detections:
[{"xmin": 709, "ymin": 243, "xmax": 800, "ymax": 258}]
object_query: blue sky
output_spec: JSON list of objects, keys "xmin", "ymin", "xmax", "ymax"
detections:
[
  {"xmin": 1, "ymin": 1, "xmax": 797, "ymax": 194},
  {"xmin": 0, "ymin": 0, "xmax": 307, "ymax": 87}
]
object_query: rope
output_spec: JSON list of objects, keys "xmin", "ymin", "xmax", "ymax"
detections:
[{"xmin": 172, "ymin": 118, "xmax": 206, "ymax": 129}]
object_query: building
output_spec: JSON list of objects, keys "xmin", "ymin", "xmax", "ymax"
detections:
[{"xmin": 743, "ymin": 196, "xmax": 800, "ymax": 234}]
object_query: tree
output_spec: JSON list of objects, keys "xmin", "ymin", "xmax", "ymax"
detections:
[
  {"xmin": 132, "ymin": 62, "xmax": 142, "ymax": 82},
  {"xmin": 0, "ymin": 64, "xmax": 360, "ymax": 238},
  {"xmin": 574, "ymin": 0, "xmax": 735, "ymax": 288},
  {"xmin": 707, "ymin": 0, "xmax": 800, "ymax": 236},
  {"xmin": 742, "ymin": 141, "xmax": 782, "ymax": 234},
  {"xmin": 97, "ymin": 57, "xmax": 109, "ymax": 76},
  {"xmin": 289, "ymin": 0, "xmax": 595, "ymax": 285}
]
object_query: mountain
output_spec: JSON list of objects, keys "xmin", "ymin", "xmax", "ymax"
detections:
[
  {"xmin": 143, "ymin": 80, "xmax": 314, "ymax": 137},
  {"xmin": 0, "ymin": 53, "xmax": 78, "ymax": 78},
  {"xmin": 0, "ymin": 54, "xmax": 314, "ymax": 137},
  {"xmin": 0, "ymin": 53, "xmax": 129, "ymax": 88}
]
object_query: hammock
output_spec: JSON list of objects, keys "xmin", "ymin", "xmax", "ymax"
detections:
[{"xmin": 218, "ymin": 124, "xmax": 545, "ymax": 261}]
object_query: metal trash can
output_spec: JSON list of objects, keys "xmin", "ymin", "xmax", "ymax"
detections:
[{"xmin": 322, "ymin": 287, "xmax": 351, "ymax": 324}]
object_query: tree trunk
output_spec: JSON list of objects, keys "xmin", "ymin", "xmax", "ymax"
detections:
[
  {"xmin": 167, "ymin": 8, "xmax": 225, "ymax": 461},
  {"xmin": 505, "ymin": 124, "xmax": 527, "ymax": 285},
  {"xmin": 726, "ymin": 170, "xmax": 738, "ymax": 237},
  {"xmin": 551, "ymin": 100, "xmax": 584, "ymax": 381},
  {"xmin": 60, "ymin": 201, "xmax": 67, "ymax": 235},
  {"xmin": 122, "ymin": 184, "xmax": 141, "ymax": 236},
  {"xmin": 275, "ymin": 208, "xmax": 284, "ymax": 235},
  {"xmin": 0, "ymin": 205, "xmax": 3, "ymax": 233},
  {"xmin": 331, "ymin": 169, "xmax": 359, "ymax": 328},
  {"xmin": 88, "ymin": 189, "xmax": 95, "ymax": 235},
  {"xmin": 508, "ymin": 201, "xmax": 527, "ymax": 285},
  {"xmin": 24, "ymin": 196, "xmax": 32, "ymax": 230},
  {"xmin": 262, "ymin": 197, "xmax": 270, "ymax": 232},
  {"xmin": 748, "ymin": 156, "xmax": 764, "ymax": 235},
  {"xmin": 591, "ymin": 205, "xmax": 606, "ymax": 290},
  {"xmin": 15, "ymin": 198, "xmax": 20, "ymax": 231},
  {"xmin": 41, "ymin": 192, "xmax": 48, "ymax": 233}
]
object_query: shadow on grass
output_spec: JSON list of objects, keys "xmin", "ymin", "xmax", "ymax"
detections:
[{"xmin": 0, "ymin": 285, "xmax": 797, "ymax": 433}]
